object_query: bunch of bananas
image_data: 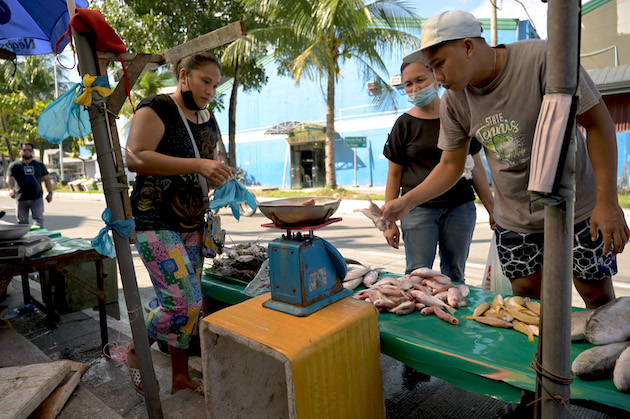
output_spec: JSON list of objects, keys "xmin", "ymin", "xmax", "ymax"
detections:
[{"xmin": 465, "ymin": 295, "xmax": 541, "ymax": 342}]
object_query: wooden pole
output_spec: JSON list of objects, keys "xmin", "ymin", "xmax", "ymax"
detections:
[{"xmin": 66, "ymin": 3, "xmax": 163, "ymax": 418}]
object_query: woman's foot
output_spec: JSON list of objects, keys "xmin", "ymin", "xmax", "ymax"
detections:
[{"xmin": 171, "ymin": 378, "xmax": 202, "ymax": 394}]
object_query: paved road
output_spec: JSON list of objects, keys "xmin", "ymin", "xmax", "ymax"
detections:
[{"xmin": 3, "ymin": 193, "xmax": 627, "ymax": 308}]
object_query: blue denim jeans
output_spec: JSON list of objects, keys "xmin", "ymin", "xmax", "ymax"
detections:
[
  {"xmin": 400, "ymin": 201, "xmax": 477, "ymax": 282},
  {"xmin": 16, "ymin": 198, "xmax": 45, "ymax": 228}
]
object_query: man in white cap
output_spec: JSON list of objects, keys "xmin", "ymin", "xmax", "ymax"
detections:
[{"xmin": 381, "ymin": 10, "xmax": 628, "ymax": 308}]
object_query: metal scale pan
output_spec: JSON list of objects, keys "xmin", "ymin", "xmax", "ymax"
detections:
[{"xmin": 257, "ymin": 197, "xmax": 341, "ymax": 227}]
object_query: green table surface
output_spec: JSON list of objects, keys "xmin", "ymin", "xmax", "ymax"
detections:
[{"xmin": 200, "ymin": 274, "xmax": 630, "ymax": 411}]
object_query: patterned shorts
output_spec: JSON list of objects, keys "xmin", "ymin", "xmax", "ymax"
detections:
[
  {"xmin": 135, "ymin": 230, "xmax": 204, "ymax": 349},
  {"xmin": 495, "ymin": 218, "xmax": 617, "ymax": 282}
]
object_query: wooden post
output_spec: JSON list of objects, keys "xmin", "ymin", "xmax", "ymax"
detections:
[{"xmin": 67, "ymin": 15, "xmax": 164, "ymax": 419}]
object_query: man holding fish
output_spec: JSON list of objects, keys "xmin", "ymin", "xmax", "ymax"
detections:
[{"xmin": 380, "ymin": 11, "xmax": 629, "ymax": 309}]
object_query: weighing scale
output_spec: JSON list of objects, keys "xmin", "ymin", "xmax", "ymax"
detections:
[
  {"xmin": 261, "ymin": 218, "xmax": 351, "ymax": 316},
  {"xmin": 0, "ymin": 234, "xmax": 54, "ymax": 260}
]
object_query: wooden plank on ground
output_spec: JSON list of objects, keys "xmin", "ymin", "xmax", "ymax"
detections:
[
  {"xmin": 162, "ymin": 21, "xmax": 247, "ymax": 64},
  {"xmin": 33, "ymin": 362, "xmax": 90, "ymax": 419},
  {"xmin": 0, "ymin": 361, "xmax": 72, "ymax": 419}
]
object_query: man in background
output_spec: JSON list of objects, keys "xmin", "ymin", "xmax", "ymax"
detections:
[{"xmin": 7, "ymin": 142, "xmax": 54, "ymax": 228}]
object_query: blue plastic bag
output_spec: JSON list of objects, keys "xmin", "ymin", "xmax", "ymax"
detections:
[
  {"xmin": 38, "ymin": 83, "xmax": 92, "ymax": 144},
  {"xmin": 209, "ymin": 178, "xmax": 258, "ymax": 221}
]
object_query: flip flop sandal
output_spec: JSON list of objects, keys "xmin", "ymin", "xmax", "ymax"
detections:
[
  {"xmin": 194, "ymin": 383, "xmax": 205, "ymax": 396},
  {"xmin": 128, "ymin": 367, "xmax": 144, "ymax": 396},
  {"xmin": 128, "ymin": 366, "xmax": 160, "ymax": 397}
]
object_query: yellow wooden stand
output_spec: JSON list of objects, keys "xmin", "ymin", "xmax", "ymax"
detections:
[{"xmin": 200, "ymin": 294, "xmax": 384, "ymax": 419}]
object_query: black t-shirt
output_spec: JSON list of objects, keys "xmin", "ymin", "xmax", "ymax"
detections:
[
  {"xmin": 7, "ymin": 160, "xmax": 48, "ymax": 201},
  {"xmin": 383, "ymin": 113, "xmax": 480, "ymax": 208},
  {"xmin": 129, "ymin": 94, "xmax": 219, "ymax": 232}
]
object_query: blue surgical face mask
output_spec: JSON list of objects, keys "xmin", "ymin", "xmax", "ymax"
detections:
[{"xmin": 407, "ymin": 83, "xmax": 438, "ymax": 108}]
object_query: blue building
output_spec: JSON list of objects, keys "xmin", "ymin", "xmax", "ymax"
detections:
[{"xmin": 214, "ymin": 18, "xmax": 539, "ymax": 188}]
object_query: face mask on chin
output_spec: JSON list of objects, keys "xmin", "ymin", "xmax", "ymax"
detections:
[
  {"xmin": 407, "ymin": 84, "xmax": 438, "ymax": 108},
  {"xmin": 181, "ymin": 75, "xmax": 206, "ymax": 111}
]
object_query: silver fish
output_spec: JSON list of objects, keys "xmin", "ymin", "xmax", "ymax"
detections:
[
  {"xmin": 343, "ymin": 266, "xmax": 370, "ymax": 282},
  {"xmin": 585, "ymin": 297, "xmax": 630, "ymax": 345},
  {"xmin": 613, "ymin": 345, "xmax": 630, "ymax": 392},
  {"xmin": 362, "ymin": 270, "xmax": 379, "ymax": 287},
  {"xmin": 342, "ymin": 276, "xmax": 364, "ymax": 290},
  {"xmin": 571, "ymin": 309, "xmax": 592, "ymax": 341},
  {"xmin": 571, "ymin": 341, "xmax": 630, "ymax": 379}
]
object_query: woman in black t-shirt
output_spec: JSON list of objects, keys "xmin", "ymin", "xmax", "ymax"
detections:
[
  {"xmin": 383, "ymin": 60, "xmax": 494, "ymax": 281},
  {"xmin": 125, "ymin": 53, "xmax": 232, "ymax": 396}
]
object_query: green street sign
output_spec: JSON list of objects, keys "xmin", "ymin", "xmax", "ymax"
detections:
[{"xmin": 345, "ymin": 136, "xmax": 366, "ymax": 148}]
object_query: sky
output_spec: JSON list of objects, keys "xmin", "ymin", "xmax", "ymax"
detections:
[{"xmin": 409, "ymin": 0, "xmax": 567, "ymax": 40}]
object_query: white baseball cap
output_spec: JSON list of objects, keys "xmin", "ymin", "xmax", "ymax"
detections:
[{"xmin": 403, "ymin": 10, "xmax": 483, "ymax": 63}]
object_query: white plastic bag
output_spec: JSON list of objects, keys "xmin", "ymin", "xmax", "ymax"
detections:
[
  {"xmin": 243, "ymin": 259, "xmax": 271, "ymax": 297},
  {"xmin": 482, "ymin": 232, "xmax": 513, "ymax": 294}
]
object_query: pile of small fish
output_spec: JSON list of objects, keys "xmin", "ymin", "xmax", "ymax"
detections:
[
  {"xmin": 570, "ymin": 297, "xmax": 630, "ymax": 392},
  {"xmin": 351, "ymin": 267, "xmax": 469, "ymax": 325},
  {"xmin": 465, "ymin": 295, "xmax": 540, "ymax": 342},
  {"xmin": 341, "ymin": 265, "xmax": 380, "ymax": 290},
  {"xmin": 210, "ymin": 243, "xmax": 269, "ymax": 283}
]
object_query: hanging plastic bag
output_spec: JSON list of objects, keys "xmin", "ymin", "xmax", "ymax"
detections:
[
  {"xmin": 243, "ymin": 259, "xmax": 271, "ymax": 297},
  {"xmin": 38, "ymin": 83, "xmax": 91, "ymax": 144},
  {"xmin": 209, "ymin": 178, "xmax": 258, "ymax": 221},
  {"xmin": 482, "ymin": 232, "xmax": 513, "ymax": 294},
  {"xmin": 202, "ymin": 209, "xmax": 225, "ymax": 258}
]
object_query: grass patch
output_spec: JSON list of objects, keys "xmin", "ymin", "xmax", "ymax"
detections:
[
  {"xmin": 253, "ymin": 187, "xmax": 385, "ymax": 201},
  {"xmin": 54, "ymin": 185, "xmax": 97, "ymax": 193},
  {"xmin": 618, "ymin": 192, "xmax": 630, "ymax": 209}
]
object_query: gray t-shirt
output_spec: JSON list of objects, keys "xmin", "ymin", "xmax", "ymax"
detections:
[{"xmin": 438, "ymin": 39, "xmax": 600, "ymax": 233}]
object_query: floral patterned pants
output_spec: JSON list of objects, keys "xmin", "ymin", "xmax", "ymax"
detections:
[{"xmin": 135, "ymin": 230, "xmax": 204, "ymax": 349}]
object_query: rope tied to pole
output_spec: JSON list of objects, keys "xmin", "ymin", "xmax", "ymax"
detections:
[{"xmin": 530, "ymin": 352, "xmax": 579, "ymax": 418}]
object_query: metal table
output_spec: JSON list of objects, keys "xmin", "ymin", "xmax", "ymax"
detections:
[{"xmin": 200, "ymin": 274, "xmax": 630, "ymax": 412}]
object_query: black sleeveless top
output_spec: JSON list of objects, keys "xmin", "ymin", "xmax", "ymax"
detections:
[{"xmin": 130, "ymin": 94, "xmax": 219, "ymax": 232}]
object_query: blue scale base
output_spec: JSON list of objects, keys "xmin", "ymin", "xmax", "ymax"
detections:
[{"xmin": 263, "ymin": 288, "xmax": 353, "ymax": 317}]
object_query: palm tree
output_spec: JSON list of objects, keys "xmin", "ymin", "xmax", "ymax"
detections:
[
  {"xmin": 224, "ymin": 0, "xmax": 419, "ymax": 188},
  {"xmin": 1, "ymin": 56, "xmax": 60, "ymax": 164}
]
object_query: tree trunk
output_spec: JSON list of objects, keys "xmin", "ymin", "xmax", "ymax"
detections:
[
  {"xmin": 0, "ymin": 153, "xmax": 7, "ymax": 188},
  {"xmin": 325, "ymin": 69, "xmax": 337, "ymax": 189},
  {"xmin": 1, "ymin": 114, "xmax": 15, "ymax": 161},
  {"xmin": 228, "ymin": 61, "xmax": 241, "ymax": 169},
  {"xmin": 38, "ymin": 142, "xmax": 45, "ymax": 165}
]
